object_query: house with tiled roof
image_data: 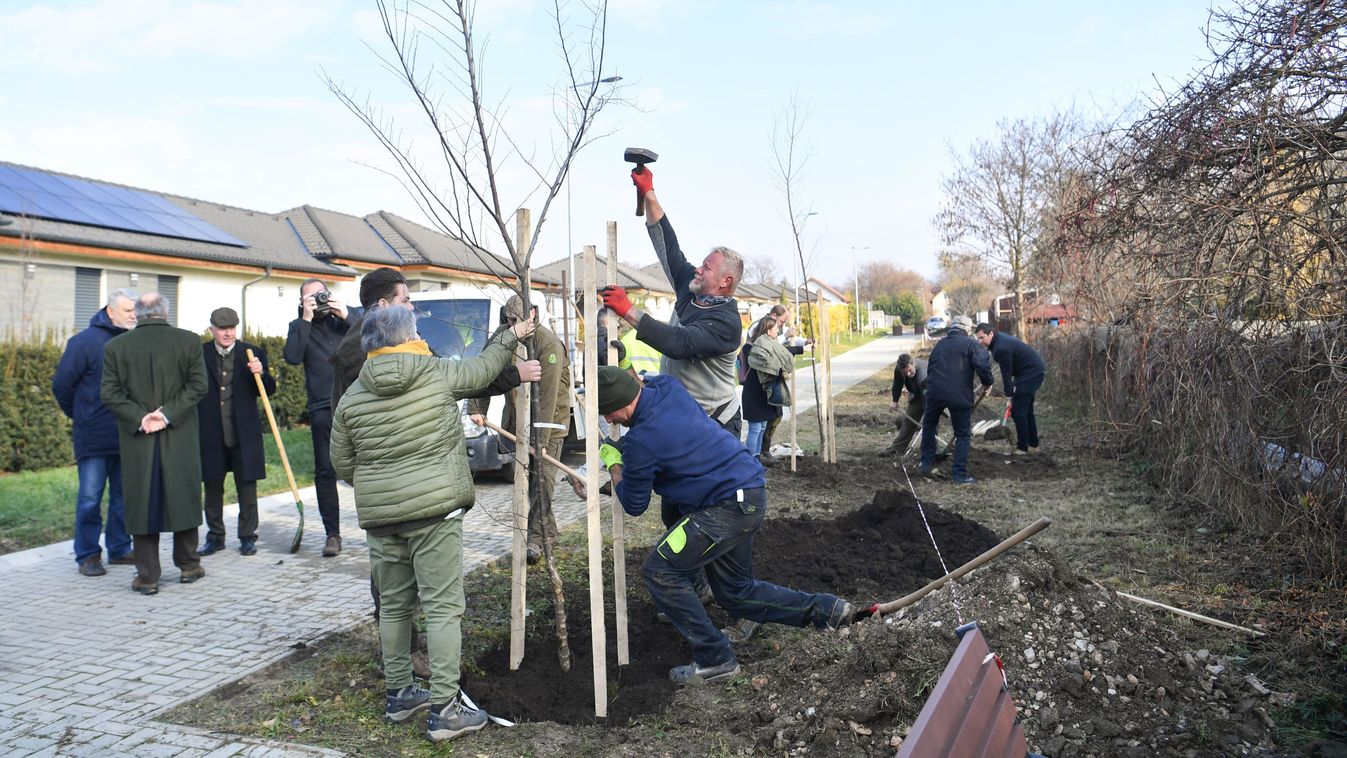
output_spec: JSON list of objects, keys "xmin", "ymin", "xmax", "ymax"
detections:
[
  {"xmin": 0, "ymin": 161, "xmax": 555, "ymax": 337},
  {"xmin": 534, "ymin": 254, "xmax": 675, "ymax": 322}
]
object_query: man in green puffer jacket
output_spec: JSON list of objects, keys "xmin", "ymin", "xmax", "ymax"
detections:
[{"xmin": 330, "ymin": 305, "xmax": 535, "ymax": 743}]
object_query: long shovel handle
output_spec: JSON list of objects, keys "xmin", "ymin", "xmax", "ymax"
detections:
[
  {"xmin": 874, "ymin": 517, "xmax": 1051, "ymax": 615},
  {"xmin": 483, "ymin": 419, "xmax": 583, "ymax": 481},
  {"xmin": 246, "ymin": 349, "xmax": 305, "ymax": 553}
]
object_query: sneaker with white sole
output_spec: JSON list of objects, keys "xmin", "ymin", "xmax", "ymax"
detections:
[
  {"xmin": 385, "ymin": 684, "xmax": 431, "ymax": 722},
  {"xmin": 669, "ymin": 659, "xmax": 740, "ymax": 686},
  {"xmin": 426, "ymin": 695, "xmax": 488, "ymax": 741}
]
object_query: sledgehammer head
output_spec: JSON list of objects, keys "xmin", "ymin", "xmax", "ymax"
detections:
[{"xmin": 625, "ymin": 147, "xmax": 658, "ymax": 216}]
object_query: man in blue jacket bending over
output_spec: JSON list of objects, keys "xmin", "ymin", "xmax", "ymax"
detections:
[
  {"xmin": 594, "ymin": 366, "xmax": 866, "ymax": 686},
  {"xmin": 975, "ymin": 323, "xmax": 1047, "ymax": 455}
]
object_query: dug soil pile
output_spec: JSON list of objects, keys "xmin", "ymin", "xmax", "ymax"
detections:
[
  {"xmin": 461, "ymin": 491, "xmax": 1002, "ymax": 727},
  {"xmin": 466, "ymin": 506, "xmax": 1285, "ymax": 757}
]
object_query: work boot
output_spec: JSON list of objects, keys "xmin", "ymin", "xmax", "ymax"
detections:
[
  {"xmin": 952, "ymin": 475, "xmax": 977, "ymax": 485},
  {"xmin": 669, "ymin": 659, "xmax": 740, "ymax": 686},
  {"xmin": 131, "ymin": 575, "xmax": 158, "ymax": 595},
  {"xmin": 827, "ymin": 599, "xmax": 878, "ymax": 628},
  {"xmin": 108, "ymin": 553, "xmax": 135, "ymax": 565},
  {"xmin": 384, "ymin": 684, "xmax": 431, "ymax": 722},
  {"xmin": 426, "ymin": 695, "xmax": 488, "ymax": 742},
  {"xmin": 757, "ymin": 453, "xmax": 777, "ymax": 468},
  {"xmin": 239, "ymin": 538, "xmax": 257, "ymax": 556},
  {"xmin": 198, "ymin": 536, "xmax": 225, "ymax": 556},
  {"xmin": 78, "ymin": 556, "xmax": 107, "ymax": 577},
  {"xmin": 322, "ymin": 535, "xmax": 342, "ymax": 557},
  {"xmin": 179, "ymin": 565, "xmax": 206, "ymax": 584}
]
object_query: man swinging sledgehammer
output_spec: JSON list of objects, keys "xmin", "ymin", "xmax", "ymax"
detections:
[{"xmin": 593, "ymin": 366, "xmax": 873, "ymax": 685}]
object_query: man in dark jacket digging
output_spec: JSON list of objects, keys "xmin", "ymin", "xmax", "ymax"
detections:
[
  {"xmin": 197, "ymin": 307, "xmax": 275, "ymax": 557},
  {"xmin": 52, "ymin": 288, "xmax": 138, "ymax": 577},
  {"xmin": 884, "ymin": 353, "xmax": 928, "ymax": 457},
  {"xmin": 594, "ymin": 366, "xmax": 867, "ymax": 686},
  {"xmin": 920, "ymin": 315, "xmax": 994, "ymax": 484},
  {"xmin": 975, "ymin": 323, "xmax": 1047, "ymax": 455}
]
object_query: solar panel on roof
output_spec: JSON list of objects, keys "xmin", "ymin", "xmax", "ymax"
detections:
[{"xmin": 0, "ymin": 165, "xmax": 249, "ymax": 247}]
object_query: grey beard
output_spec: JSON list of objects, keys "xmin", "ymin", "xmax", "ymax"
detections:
[{"xmin": 688, "ymin": 278, "xmax": 704, "ymax": 293}]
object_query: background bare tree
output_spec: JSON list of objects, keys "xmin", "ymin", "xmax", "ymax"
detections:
[
  {"xmin": 846, "ymin": 261, "xmax": 927, "ymax": 305},
  {"xmin": 1040, "ymin": 0, "xmax": 1347, "ymax": 580},
  {"xmin": 937, "ymin": 250, "xmax": 1000, "ymax": 320},
  {"xmin": 327, "ymin": 0, "xmax": 623, "ymax": 671},
  {"xmin": 935, "ymin": 111, "xmax": 1080, "ymax": 335},
  {"xmin": 744, "ymin": 254, "xmax": 783, "ymax": 287}
]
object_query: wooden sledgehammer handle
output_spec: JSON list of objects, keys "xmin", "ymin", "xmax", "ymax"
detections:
[
  {"xmin": 483, "ymin": 419, "xmax": 583, "ymax": 481},
  {"xmin": 875, "ymin": 516, "xmax": 1051, "ymax": 615}
]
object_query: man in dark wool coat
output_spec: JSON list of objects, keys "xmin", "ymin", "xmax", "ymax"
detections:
[
  {"xmin": 197, "ymin": 307, "xmax": 275, "ymax": 557},
  {"xmin": 100, "ymin": 292, "xmax": 209, "ymax": 595}
]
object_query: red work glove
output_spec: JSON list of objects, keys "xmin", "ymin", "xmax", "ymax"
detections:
[
  {"xmin": 601, "ymin": 285, "xmax": 634, "ymax": 317},
  {"xmin": 631, "ymin": 166, "xmax": 654, "ymax": 196}
]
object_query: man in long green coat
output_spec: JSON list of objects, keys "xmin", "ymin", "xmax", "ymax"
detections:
[{"xmin": 101, "ymin": 292, "xmax": 209, "ymax": 595}]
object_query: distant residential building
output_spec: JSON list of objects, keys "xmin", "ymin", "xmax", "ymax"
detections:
[{"xmin": 0, "ymin": 161, "xmax": 556, "ymax": 338}]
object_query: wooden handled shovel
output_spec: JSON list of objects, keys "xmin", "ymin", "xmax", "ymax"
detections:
[{"xmin": 246, "ymin": 349, "xmax": 304, "ymax": 553}]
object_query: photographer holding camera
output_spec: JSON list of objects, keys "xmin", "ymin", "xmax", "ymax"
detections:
[{"xmin": 283, "ymin": 278, "xmax": 353, "ymax": 556}]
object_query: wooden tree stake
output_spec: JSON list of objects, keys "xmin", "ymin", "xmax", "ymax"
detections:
[
  {"xmin": 582, "ymin": 245, "xmax": 609, "ymax": 717},
  {"xmin": 606, "ymin": 222, "xmax": 630, "ymax": 665},
  {"xmin": 509, "ymin": 209, "xmax": 532, "ymax": 670}
]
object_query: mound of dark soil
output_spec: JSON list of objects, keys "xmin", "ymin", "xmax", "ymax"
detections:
[
  {"xmin": 460, "ymin": 494, "xmax": 1001, "ymax": 727},
  {"xmin": 754, "ymin": 489, "xmax": 1002, "ymax": 601}
]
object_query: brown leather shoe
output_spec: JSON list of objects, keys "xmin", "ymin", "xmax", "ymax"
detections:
[
  {"xmin": 108, "ymin": 553, "xmax": 135, "ymax": 565},
  {"xmin": 78, "ymin": 556, "xmax": 107, "ymax": 577},
  {"xmin": 322, "ymin": 534, "xmax": 342, "ymax": 557},
  {"xmin": 179, "ymin": 565, "xmax": 206, "ymax": 584},
  {"xmin": 412, "ymin": 650, "xmax": 432, "ymax": 680},
  {"xmin": 131, "ymin": 575, "xmax": 158, "ymax": 595}
]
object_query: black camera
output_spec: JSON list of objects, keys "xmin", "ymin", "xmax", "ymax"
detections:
[{"xmin": 313, "ymin": 290, "xmax": 332, "ymax": 318}]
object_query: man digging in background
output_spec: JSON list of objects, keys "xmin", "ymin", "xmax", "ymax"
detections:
[
  {"xmin": 920, "ymin": 315, "xmax": 994, "ymax": 485},
  {"xmin": 975, "ymin": 322, "xmax": 1047, "ymax": 455},
  {"xmin": 593, "ymin": 366, "xmax": 868, "ymax": 685},
  {"xmin": 884, "ymin": 352, "xmax": 928, "ymax": 457}
]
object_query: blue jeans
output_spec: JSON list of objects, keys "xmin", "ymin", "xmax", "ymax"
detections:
[
  {"xmin": 920, "ymin": 400, "xmax": 973, "ymax": 479},
  {"xmin": 643, "ymin": 489, "xmax": 843, "ymax": 667},
  {"xmin": 745, "ymin": 421, "xmax": 767, "ymax": 455},
  {"xmin": 1011, "ymin": 376, "xmax": 1043, "ymax": 451},
  {"xmin": 74, "ymin": 455, "xmax": 130, "ymax": 563}
]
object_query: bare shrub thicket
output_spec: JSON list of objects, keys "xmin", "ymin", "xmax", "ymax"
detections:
[{"xmin": 1037, "ymin": 0, "xmax": 1347, "ymax": 581}]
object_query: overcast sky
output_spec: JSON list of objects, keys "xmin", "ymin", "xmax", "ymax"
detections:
[{"xmin": 0, "ymin": 0, "xmax": 1219, "ymax": 285}]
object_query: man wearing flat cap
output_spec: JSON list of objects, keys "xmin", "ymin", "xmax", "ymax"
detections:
[
  {"xmin": 594, "ymin": 367, "xmax": 867, "ymax": 686},
  {"xmin": 197, "ymin": 307, "xmax": 275, "ymax": 556}
]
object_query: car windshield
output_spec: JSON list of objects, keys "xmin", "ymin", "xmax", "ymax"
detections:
[{"xmin": 414, "ymin": 300, "xmax": 492, "ymax": 360}]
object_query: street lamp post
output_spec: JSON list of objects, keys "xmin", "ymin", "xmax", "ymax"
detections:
[
  {"xmin": 850, "ymin": 245, "xmax": 869, "ymax": 333},
  {"xmin": 566, "ymin": 76, "xmax": 623, "ymax": 307}
]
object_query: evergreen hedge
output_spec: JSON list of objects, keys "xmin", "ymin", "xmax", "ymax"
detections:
[{"xmin": 0, "ymin": 332, "xmax": 307, "ymax": 473}]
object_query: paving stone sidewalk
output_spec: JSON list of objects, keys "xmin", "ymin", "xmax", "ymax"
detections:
[{"xmin": 0, "ymin": 478, "xmax": 589, "ymax": 757}]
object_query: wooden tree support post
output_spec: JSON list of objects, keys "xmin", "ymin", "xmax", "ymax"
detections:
[
  {"xmin": 818, "ymin": 301, "xmax": 834, "ymax": 463},
  {"xmin": 606, "ymin": 222, "xmax": 630, "ymax": 665},
  {"xmin": 581, "ymin": 245, "xmax": 609, "ymax": 717},
  {"xmin": 509, "ymin": 210, "xmax": 533, "ymax": 671}
]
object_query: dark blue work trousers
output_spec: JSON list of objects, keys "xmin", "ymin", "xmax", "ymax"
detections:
[
  {"xmin": 920, "ymin": 401, "xmax": 973, "ymax": 478},
  {"xmin": 1011, "ymin": 376, "xmax": 1043, "ymax": 451},
  {"xmin": 643, "ymin": 488, "xmax": 843, "ymax": 668}
]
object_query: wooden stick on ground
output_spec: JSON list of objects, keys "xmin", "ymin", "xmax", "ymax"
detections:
[
  {"xmin": 508, "ymin": 211, "xmax": 533, "ymax": 671},
  {"xmin": 876, "ymin": 517, "xmax": 1052, "ymax": 615},
  {"xmin": 606, "ymin": 222, "xmax": 630, "ymax": 666},
  {"xmin": 582, "ymin": 244, "xmax": 609, "ymax": 718},
  {"xmin": 1112, "ymin": 589, "xmax": 1265, "ymax": 637}
]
